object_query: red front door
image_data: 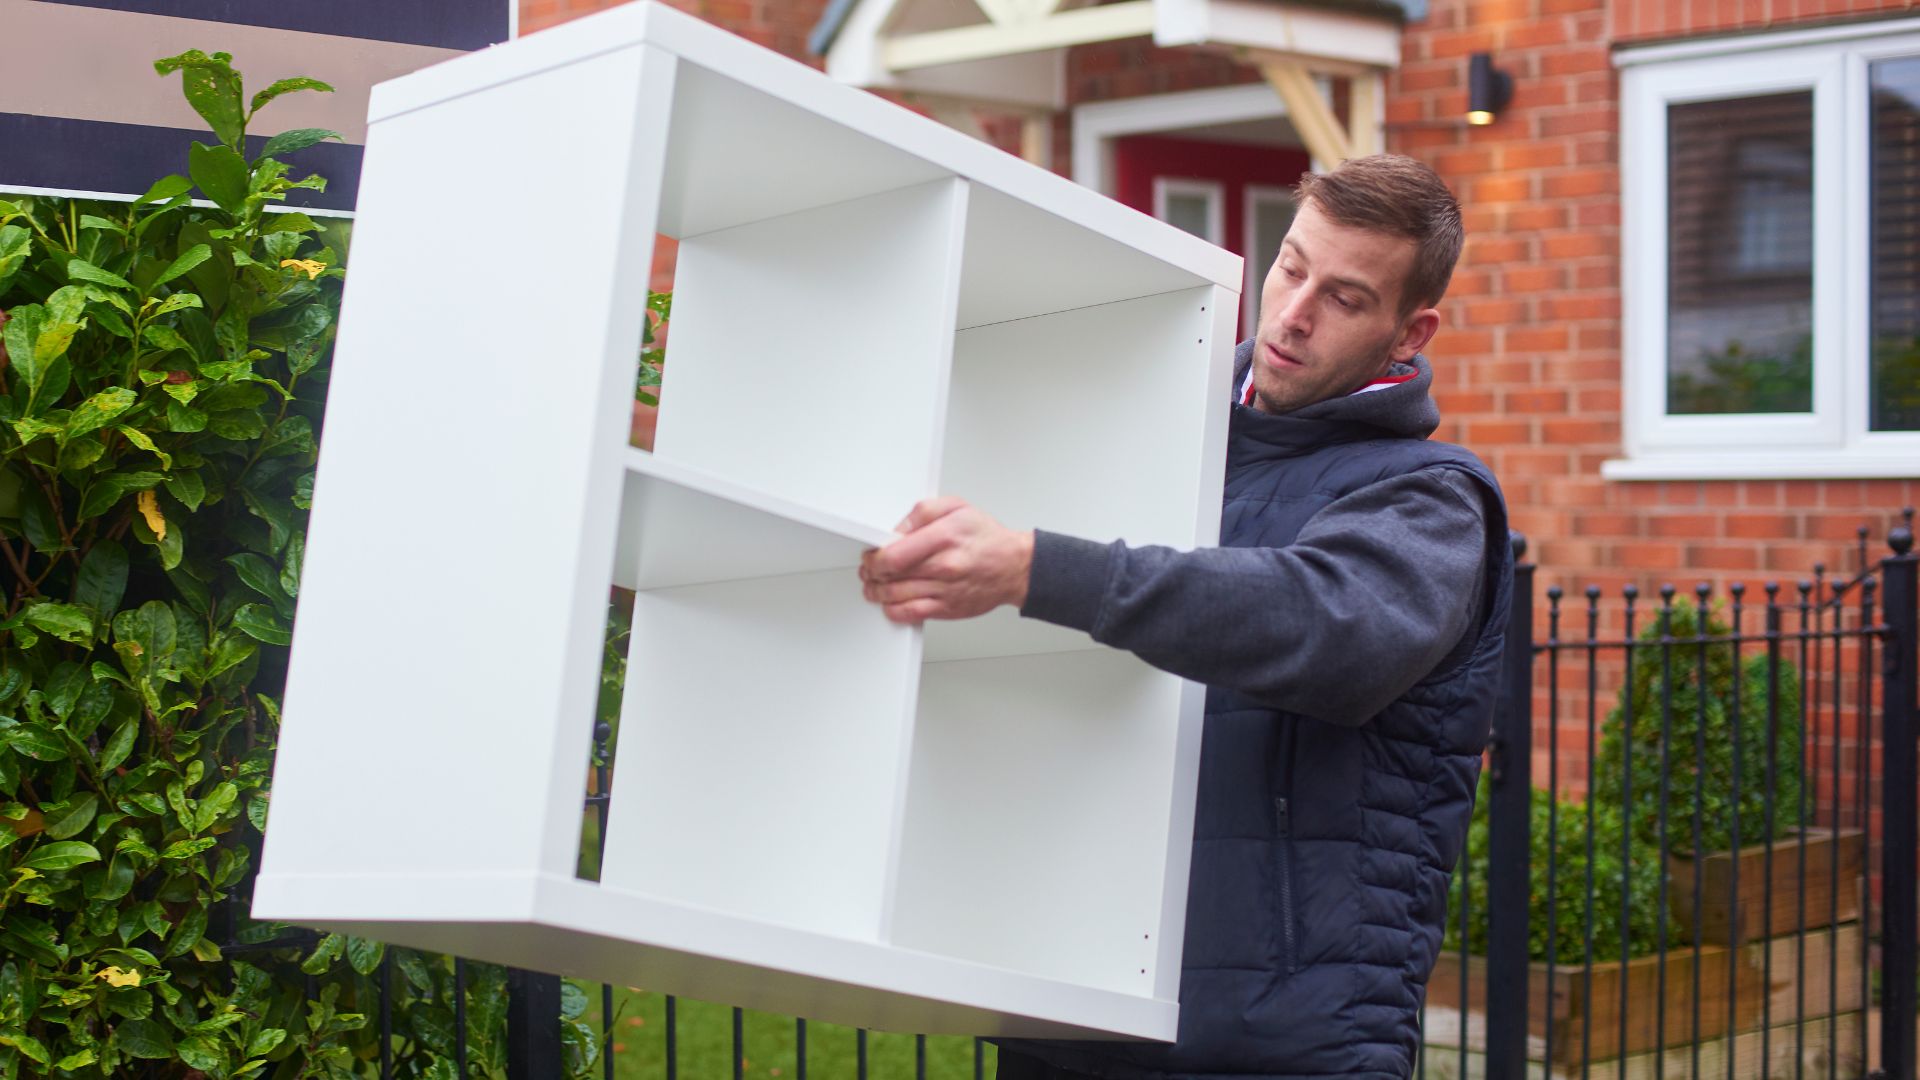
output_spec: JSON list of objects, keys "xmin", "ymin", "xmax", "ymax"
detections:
[{"xmin": 1113, "ymin": 133, "xmax": 1311, "ymax": 339}]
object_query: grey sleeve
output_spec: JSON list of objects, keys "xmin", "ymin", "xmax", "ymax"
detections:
[{"xmin": 1019, "ymin": 468, "xmax": 1491, "ymax": 725}]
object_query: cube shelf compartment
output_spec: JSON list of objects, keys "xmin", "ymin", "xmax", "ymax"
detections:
[{"xmin": 254, "ymin": 0, "xmax": 1238, "ymax": 1041}]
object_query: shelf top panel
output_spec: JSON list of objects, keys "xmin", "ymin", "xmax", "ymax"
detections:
[{"xmin": 364, "ymin": 1, "xmax": 1241, "ymax": 293}]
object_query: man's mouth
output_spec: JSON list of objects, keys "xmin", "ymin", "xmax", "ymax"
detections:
[{"xmin": 1265, "ymin": 342, "xmax": 1305, "ymax": 370}]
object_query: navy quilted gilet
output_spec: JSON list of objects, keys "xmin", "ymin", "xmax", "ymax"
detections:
[{"xmin": 1011, "ymin": 401, "xmax": 1512, "ymax": 1080}]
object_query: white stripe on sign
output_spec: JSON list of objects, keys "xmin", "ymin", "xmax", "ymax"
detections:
[{"xmin": 0, "ymin": 0, "xmax": 466, "ymax": 146}]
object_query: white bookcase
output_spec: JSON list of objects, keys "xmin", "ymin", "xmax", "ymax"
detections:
[{"xmin": 253, "ymin": 0, "xmax": 1240, "ymax": 1041}]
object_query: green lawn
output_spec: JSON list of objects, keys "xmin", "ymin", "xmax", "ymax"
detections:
[{"xmin": 578, "ymin": 986, "xmax": 998, "ymax": 1080}]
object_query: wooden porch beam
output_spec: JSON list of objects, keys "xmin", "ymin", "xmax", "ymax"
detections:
[
  {"xmin": 1259, "ymin": 59, "xmax": 1349, "ymax": 167},
  {"xmin": 1347, "ymin": 70, "xmax": 1383, "ymax": 157}
]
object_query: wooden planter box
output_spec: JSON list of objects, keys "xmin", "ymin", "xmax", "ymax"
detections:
[
  {"xmin": 1427, "ymin": 923, "xmax": 1862, "ymax": 1069},
  {"xmin": 1669, "ymin": 830, "xmax": 1865, "ymax": 945}
]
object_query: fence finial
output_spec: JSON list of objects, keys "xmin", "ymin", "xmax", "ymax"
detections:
[
  {"xmin": 1893, "ymin": 507, "xmax": 1915, "ymax": 556},
  {"xmin": 1509, "ymin": 530, "xmax": 1528, "ymax": 560}
]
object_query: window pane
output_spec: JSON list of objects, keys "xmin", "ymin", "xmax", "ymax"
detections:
[
  {"xmin": 1162, "ymin": 192, "xmax": 1215, "ymax": 242},
  {"xmin": 1251, "ymin": 196, "xmax": 1294, "ymax": 282},
  {"xmin": 1666, "ymin": 92, "xmax": 1815, "ymax": 415},
  {"xmin": 1872, "ymin": 56, "xmax": 1920, "ymax": 432}
]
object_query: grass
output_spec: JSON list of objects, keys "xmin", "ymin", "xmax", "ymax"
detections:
[{"xmin": 576, "ymin": 986, "xmax": 998, "ymax": 1079}]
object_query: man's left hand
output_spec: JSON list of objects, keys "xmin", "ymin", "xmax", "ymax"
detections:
[{"xmin": 859, "ymin": 497, "xmax": 1034, "ymax": 625}]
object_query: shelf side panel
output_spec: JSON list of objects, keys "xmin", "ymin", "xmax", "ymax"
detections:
[
  {"xmin": 600, "ymin": 568, "xmax": 920, "ymax": 943},
  {"xmin": 655, "ymin": 177, "xmax": 967, "ymax": 534},
  {"xmin": 258, "ymin": 45, "xmax": 673, "ymax": 900},
  {"xmin": 888, "ymin": 651, "xmax": 1181, "ymax": 995}
]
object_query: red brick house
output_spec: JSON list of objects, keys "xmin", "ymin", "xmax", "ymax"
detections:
[{"xmin": 525, "ymin": 0, "xmax": 1918, "ymax": 605}]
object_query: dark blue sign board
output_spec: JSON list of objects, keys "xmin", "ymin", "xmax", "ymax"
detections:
[{"xmin": 1, "ymin": 0, "xmax": 514, "ymax": 213}]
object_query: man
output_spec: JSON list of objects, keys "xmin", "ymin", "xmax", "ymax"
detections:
[{"xmin": 858, "ymin": 154, "xmax": 1513, "ymax": 1080}]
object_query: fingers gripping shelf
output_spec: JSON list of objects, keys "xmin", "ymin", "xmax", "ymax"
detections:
[{"xmin": 253, "ymin": 0, "xmax": 1237, "ymax": 1042}]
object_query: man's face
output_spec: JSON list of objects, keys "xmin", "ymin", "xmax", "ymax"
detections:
[{"xmin": 1248, "ymin": 199, "xmax": 1439, "ymax": 415}]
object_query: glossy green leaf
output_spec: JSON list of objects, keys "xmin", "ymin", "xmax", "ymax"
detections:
[
  {"xmin": 150, "ymin": 290, "xmax": 203, "ymax": 316},
  {"xmin": 142, "ymin": 323, "xmax": 194, "ymax": 357},
  {"xmin": 225, "ymin": 553, "xmax": 284, "ymax": 602},
  {"xmin": 345, "ymin": 935, "xmax": 384, "ymax": 975},
  {"xmin": 249, "ymin": 77, "xmax": 334, "ymax": 116},
  {"xmin": 99, "ymin": 717, "xmax": 138, "ymax": 772},
  {"xmin": 114, "ymin": 1016, "xmax": 174, "ymax": 1059},
  {"xmin": 66, "ymin": 258, "xmax": 132, "ymax": 291},
  {"xmin": 162, "ymin": 469, "xmax": 204, "ymax": 511},
  {"xmin": 23, "ymin": 601, "xmax": 92, "ymax": 645},
  {"xmin": 154, "ymin": 243, "xmax": 211, "ymax": 287},
  {"xmin": 65, "ymin": 387, "xmax": 136, "ymax": 439},
  {"xmin": 21, "ymin": 840, "xmax": 101, "ymax": 870},
  {"xmin": 188, "ymin": 142, "xmax": 249, "ymax": 214},
  {"xmin": 74, "ymin": 540, "xmax": 130, "ymax": 614},
  {"xmin": 0, "ymin": 1032, "xmax": 49, "ymax": 1067},
  {"xmin": 230, "ymin": 604, "xmax": 290, "ymax": 646},
  {"xmin": 3, "ymin": 304, "xmax": 45, "ymax": 391},
  {"xmin": 281, "ymin": 532, "xmax": 304, "ymax": 597},
  {"xmin": 115, "ymin": 425, "xmax": 173, "ymax": 470},
  {"xmin": 78, "ymin": 471, "xmax": 165, "ymax": 520},
  {"xmin": 43, "ymin": 794, "xmax": 97, "ymax": 839},
  {"xmin": 154, "ymin": 50, "xmax": 244, "ymax": 148},
  {"xmin": 6, "ymin": 725, "xmax": 67, "ymax": 761},
  {"xmin": 0, "ymin": 224, "xmax": 30, "ymax": 293},
  {"xmin": 132, "ymin": 173, "xmax": 193, "ymax": 207}
]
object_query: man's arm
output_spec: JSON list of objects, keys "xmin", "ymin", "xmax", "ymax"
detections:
[
  {"xmin": 863, "ymin": 469, "xmax": 1492, "ymax": 726},
  {"xmin": 1026, "ymin": 469, "xmax": 1490, "ymax": 724}
]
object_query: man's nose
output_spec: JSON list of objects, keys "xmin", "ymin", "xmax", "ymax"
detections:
[{"xmin": 1279, "ymin": 288, "xmax": 1312, "ymax": 336}]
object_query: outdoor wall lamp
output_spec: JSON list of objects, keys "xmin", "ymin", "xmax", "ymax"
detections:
[{"xmin": 1467, "ymin": 53, "xmax": 1512, "ymax": 125}]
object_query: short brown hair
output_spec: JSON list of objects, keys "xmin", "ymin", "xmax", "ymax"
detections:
[{"xmin": 1294, "ymin": 154, "xmax": 1464, "ymax": 318}]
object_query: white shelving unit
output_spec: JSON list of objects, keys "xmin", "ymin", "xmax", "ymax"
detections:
[{"xmin": 254, "ymin": 0, "xmax": 1239, "ymax": 1041}]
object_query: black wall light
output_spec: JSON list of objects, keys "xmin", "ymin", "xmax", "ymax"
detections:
[{"xmin": 1467, "ymin": 53, "xmax": 1513, "ymax": 125}]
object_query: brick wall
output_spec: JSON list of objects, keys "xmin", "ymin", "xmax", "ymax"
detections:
[
  {"xmin": 1390, "ymin": 0, "xmax": 1917, "ymax": 827},
  {"xmin": 1387, "ymin": 0, "xmax": 1917, "ymax": 609}
]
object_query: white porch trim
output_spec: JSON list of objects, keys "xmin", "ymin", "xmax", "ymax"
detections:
[
  {"xmin": 1072, "ymin": 82, "xmax": 1293, "ymax": 194},
  {"xmin": 824, "ymin": 0, "xmax": 1401, "ymax": 114}
]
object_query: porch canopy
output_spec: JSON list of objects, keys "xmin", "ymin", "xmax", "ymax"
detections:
[{"xmin": 810, "ymin": 0, "xmax": 1417, "ymax": 167}]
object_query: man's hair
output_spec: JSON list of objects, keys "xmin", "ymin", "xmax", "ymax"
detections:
[{"xmin": 1294, "ymin": 154, "xmax": 1464, "ymax": 318}]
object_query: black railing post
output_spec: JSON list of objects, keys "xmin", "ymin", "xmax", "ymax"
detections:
[
  {"xmin": 1882, "ymin": 513, "xmax": 1917, "ymax": 1080},
  {"xmin": 506, "ymin": 968, "xmax": 564, "ymax": 1080},
  {"xmin": 1485, "ymin": 533, "xmax": 1535, "ymax": 1080}
]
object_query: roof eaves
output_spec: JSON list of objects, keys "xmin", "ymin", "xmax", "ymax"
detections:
[{"xmin": 809, "ymin": 0, "xmax": 1420, "ymax": 59}]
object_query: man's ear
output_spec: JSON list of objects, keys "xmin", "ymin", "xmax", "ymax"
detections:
[{"xmin": 1390, "ymin": 307, "xmax": 1441, "ymax": 364}]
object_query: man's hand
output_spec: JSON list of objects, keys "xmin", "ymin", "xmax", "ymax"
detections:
[{"xmin": 860, "ymin": 497, "xmax": 1034, "ymax": 625}]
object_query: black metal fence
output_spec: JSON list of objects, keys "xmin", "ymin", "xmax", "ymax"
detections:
[
  {"xmin": 233, "ymin": 509, "xmax": 1918, "ymax": 1080},
  {"xmin": 1454, "ymin": 509, "xmax": 1919, "ymax": 1080}
]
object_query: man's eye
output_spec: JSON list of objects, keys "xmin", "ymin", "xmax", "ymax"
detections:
[{"xmin": 1331, "ymin": 293, "xmax": 1355, "ymax": 310}]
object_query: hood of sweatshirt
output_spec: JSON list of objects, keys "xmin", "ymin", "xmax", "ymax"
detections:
[{"xmin": 1229, "ymin": 338, "xmax": 1442, "ymax": 453}]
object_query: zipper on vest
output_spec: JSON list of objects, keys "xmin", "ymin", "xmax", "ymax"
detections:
[
  {"xmin": 1273, "ymin": 795, "xmax": 1298, "ymax": 974},
  {"xmin": 1273, "ymin": 709, "xmax": 1301, "ymax": 976}
]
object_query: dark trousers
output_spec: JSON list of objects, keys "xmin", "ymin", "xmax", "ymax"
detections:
[{"xmin": 995, "ymin": 1048, "xmax": 1105, "ymax": 1080}]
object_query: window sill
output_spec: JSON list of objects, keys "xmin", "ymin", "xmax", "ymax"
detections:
[{"xmin": 1601, "ymin": 452, "xmax": 1920, "ymax": 481}]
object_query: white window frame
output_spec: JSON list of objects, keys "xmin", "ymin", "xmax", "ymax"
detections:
[
  {"xmin": 1608, "ymin": 19, "xmax": 1920, "ymax": 480},
  {"xmin": 1242, "ymin": 183, "xmax": 1295, "ymax": 332},
  {"xmin": 1153, "ymin": 176, "xmax": 1225, "ymax": 246}
]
